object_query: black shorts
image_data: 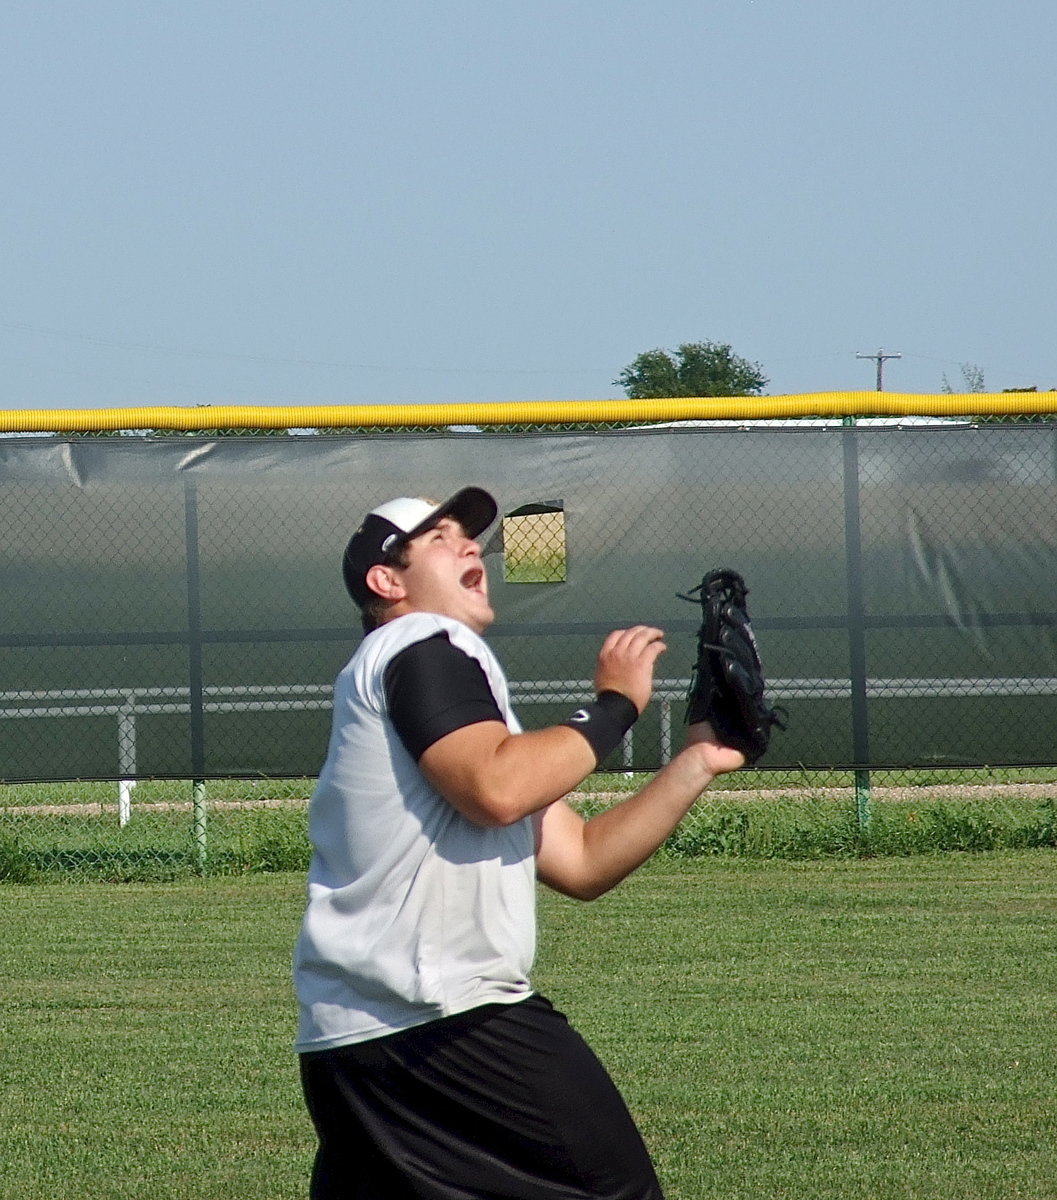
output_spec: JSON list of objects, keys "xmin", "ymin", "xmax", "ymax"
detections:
[{"xmin": 299, "ymin": 993, "xmax": 665, "ymax": 1199}]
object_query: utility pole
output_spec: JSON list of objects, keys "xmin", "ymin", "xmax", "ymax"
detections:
[{"xmin": 856, "ymin": 347, "xmax": 902, "ymax": 391}]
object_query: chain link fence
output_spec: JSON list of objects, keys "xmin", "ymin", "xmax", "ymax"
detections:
[{"xmin": 3, "ymin": 419, "xmax": 1057, "ymax": 880}]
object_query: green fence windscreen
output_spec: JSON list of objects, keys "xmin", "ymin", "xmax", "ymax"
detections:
[{"xmin": 2, "ymin": 423, "xmax": 1055, "ymax": 779}]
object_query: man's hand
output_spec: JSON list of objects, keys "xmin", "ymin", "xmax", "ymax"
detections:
[
  {"xmin": 685, "ymin": 719, "xmax": 747, "ymax": 777},
  {"xmin": 593, "ymin": 625, "xmax": 667, "ymax": 714}
]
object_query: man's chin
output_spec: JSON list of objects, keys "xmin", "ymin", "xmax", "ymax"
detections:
[{"xmin": 466, "ymin": 599, "xmax": 495, "ymax": 634}]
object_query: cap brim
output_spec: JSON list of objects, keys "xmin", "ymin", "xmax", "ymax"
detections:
[{"xmin": 401, "ymin": 486, "xmax": 498, "ymax": 544}]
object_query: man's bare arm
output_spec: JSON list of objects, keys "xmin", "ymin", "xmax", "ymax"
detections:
[
  {"xmin": 419, "ymin": 625, "xmax": 667, "ymax": 827},
  {"xmin": 534, "ymin": 726, "xmax": 745, "ymax": 900},
  {"xmin": 419, "ymin": 721, "xmax": 597, "ymax": 827}
]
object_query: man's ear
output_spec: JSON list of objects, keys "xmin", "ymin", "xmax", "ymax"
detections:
[{"xmin": 364, "ymin": 562, "xmax": 407, "ymax": 602}]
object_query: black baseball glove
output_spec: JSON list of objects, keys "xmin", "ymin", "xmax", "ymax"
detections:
[{"xmin": 678, "ymin": 568, "xmax": 786, "ymax": 764}]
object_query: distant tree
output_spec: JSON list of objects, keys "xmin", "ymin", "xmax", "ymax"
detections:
[
  {"xmin": 615, "ymin": 340, "xmax": 767, "ymax": 399},
  {"xmin": 941, "ymin": 362, "xmax": 987, "ymax": 394},
  {"xmin": 938, "ymin": 366, "xmax": 1057, "ymax": 423}
]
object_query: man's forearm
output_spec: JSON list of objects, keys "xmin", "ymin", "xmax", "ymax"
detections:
[
  {"xmin": 579, "ymin": 751, "xmax": 717, "ymax": 889},
  {"xmin": 535, "ymin": 746, "xmax": 724, "ymax": 901}
]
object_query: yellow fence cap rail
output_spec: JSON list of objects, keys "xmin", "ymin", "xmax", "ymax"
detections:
[{"xmin": 1, "ymin": 392, "xmax": 1055, "ymax": 434}]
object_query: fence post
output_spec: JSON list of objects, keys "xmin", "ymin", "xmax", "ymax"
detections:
[
  {"xmin": 854, "ymin": 769, "xmax": 872, "ymax": 833},
  {"xmin": 117, "ymin": 693, "xmax": 137, "ymax": 826},
  {"xmin": 842, "ymin": 416, "xmax": 872, "ymax": 831},
  {"xmin": 185, "ymin": 481, "xmax": 208, "ymax": 869},
  {"xmin": 192, "ymin": 779, "xmax": 208, "ymax": 873}
]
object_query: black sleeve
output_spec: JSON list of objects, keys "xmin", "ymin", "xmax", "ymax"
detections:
[{"xmin": 383, "ymin": 632, "xmax": 505, "ymax": 760}]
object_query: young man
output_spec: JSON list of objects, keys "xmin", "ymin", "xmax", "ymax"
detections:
[{"xmin": 294, "ymin": 486, "xmax": 745, "ymax": 1199}]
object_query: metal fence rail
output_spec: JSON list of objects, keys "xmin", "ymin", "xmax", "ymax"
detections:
[{"xmin": 5, "ymin": 673, "xmax": 1057, "ymax": 827}]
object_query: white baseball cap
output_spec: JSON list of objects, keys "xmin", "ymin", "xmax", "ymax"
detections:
[{"xmin": 342, "ymin": 486, "xmax": 498, "ymax": 606}]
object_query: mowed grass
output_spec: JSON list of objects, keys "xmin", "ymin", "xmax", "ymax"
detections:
[
  {"xmin": 3, "ymin": 853, "xmax": 1057, "ymax": 1199},
  {"xmin": 538, "ymin": 854, "xmax": 1057, "ymax": 1199}
]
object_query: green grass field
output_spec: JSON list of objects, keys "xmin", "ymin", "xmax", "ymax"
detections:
[{"xmin": 3, "ymin": 852, "xmax": 1057, "ymax": 1199}]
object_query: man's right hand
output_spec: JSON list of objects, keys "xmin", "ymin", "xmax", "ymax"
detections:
[{"xmin": 593, "ymin": 625, "xmax": 667, "ymax": 714}]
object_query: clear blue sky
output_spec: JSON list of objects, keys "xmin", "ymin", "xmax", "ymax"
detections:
[{"xmin": 3, "ymin": 0, "xmax": 1054, "ymax": 410}]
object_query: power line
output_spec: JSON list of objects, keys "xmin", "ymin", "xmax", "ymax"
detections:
[{"xmin": 0, "ymin": 319, "xmax": 607, "ymax": 377}]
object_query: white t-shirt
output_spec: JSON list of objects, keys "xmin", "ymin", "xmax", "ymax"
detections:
[{"xmin": 293, "ymin": 612, "xmax": 537, "ymax": 1052}]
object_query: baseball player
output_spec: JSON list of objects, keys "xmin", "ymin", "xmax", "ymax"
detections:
[{"xmin": 293, "ymin": 486, "xmax": 745, "ymax": 1199}]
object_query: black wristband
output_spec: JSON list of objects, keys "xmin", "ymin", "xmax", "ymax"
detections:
[{"xmin": 563, "ymin": 690, "xmax": 639, "ymax": 765}]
